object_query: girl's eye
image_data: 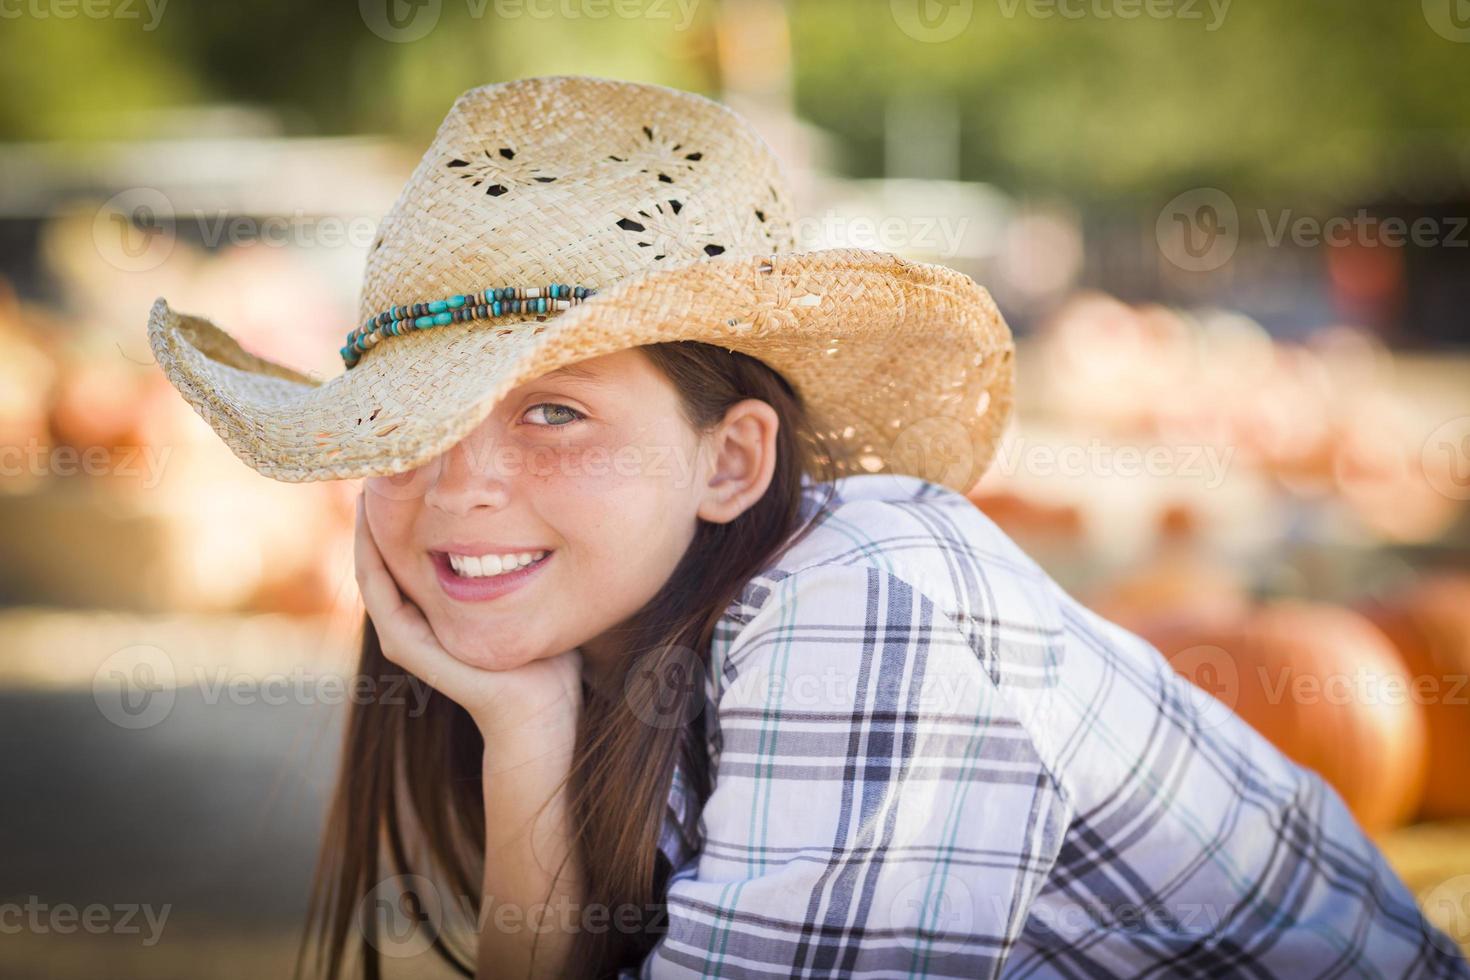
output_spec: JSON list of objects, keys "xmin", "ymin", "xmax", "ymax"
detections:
[{"xmin": 522, "ymin": 403, "xmax": 585, "ymax": 427}]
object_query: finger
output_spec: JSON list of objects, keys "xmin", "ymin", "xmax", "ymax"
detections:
[
  {"xmin": 354, "ymin": 492, "xmax": 410, "ymax": 622},
  {"xmin": 353, "ymin": 494, "xmax": 482, "ymax": 693},
  {"xmin": 354, "ymin": 493, "xmax": 442, "ymax": 647}
]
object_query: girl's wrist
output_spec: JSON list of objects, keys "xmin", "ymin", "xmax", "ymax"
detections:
[
  {"xmin": 470, "ymin": 650, "xmax": 586, "ymax": 745},
  {"xmin": 475, "ymin": 700, "xmax": 581, "ymax": 758}
]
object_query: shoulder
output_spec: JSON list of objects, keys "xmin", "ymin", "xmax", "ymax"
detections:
[
  {"xmin": 717, "ymin": 473, "xmax": 1066, "ymax": 681},
  {"xmin": 702, "ymin": 474, "xmax": 1071, "ymax": 776}
]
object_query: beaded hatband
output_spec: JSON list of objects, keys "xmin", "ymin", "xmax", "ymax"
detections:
[{"xmin": 341, "ymin": 283, "xmax": 598, "ymax": 368}]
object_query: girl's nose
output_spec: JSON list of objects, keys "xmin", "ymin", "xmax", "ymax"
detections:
[{"xmin": 423, "ymin": 439, "xmax": 510, "ymax": 516}]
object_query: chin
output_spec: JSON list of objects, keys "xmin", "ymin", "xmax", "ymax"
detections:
[{"xmin": 436, "ymin": 626, "xmax": 539, "ymax": 673}]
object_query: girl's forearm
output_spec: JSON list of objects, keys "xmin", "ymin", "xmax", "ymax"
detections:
[{"xmin": 477, "ymin": 716, "xmax": 584, "ymax": 980}]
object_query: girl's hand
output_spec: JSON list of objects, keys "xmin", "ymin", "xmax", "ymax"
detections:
[{"xmin": 353, "ymin": 492, "xmax": 583, "ymax": 740}]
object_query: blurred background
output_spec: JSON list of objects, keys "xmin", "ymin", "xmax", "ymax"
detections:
[{"xmin": 2, "ymin": 0, "xmax": 1469, "ymax": 976}]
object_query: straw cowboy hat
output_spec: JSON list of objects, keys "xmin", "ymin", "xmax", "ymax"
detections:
[{"xmin": 148, "ymin": 74, "xmax": 1014, "ymax": 494}]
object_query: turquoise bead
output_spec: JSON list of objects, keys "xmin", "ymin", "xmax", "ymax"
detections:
[{"xmin": 343, "ymin": 282, "xmax": 599, "ymax": 368}]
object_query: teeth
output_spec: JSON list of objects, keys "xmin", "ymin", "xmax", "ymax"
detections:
[{"xmin": 447, "ymin": 549, "xmax": 548, "ymax": 578}]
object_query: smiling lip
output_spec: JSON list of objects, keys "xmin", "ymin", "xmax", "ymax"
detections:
[
  {"xmin": 430, "ymin": 549, "xmax": 553, "ymax": 602},
  {"xmin": 435, "ymin": 543, "xmax": 551, "ymax": 556}
]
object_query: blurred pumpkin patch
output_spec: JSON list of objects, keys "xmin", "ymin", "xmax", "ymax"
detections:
[
  {"xmin": 1362, "ymin": 574, "xmax": 1470, "ymax": 821},
  {"xmin": 1131, "ymin": 600, "xmax": 1429, "ymax": 837}
]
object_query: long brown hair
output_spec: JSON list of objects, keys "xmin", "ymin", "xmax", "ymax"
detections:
[{"xmin": 295, "ymin": 341, "xmax": 840, "ymax": 980}]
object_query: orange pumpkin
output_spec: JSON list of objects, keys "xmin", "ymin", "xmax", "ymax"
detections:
[
  {"xmin": 1361, "ymin": 575, "xmax": 1470, "ymax": 819},
  {"xmin": 1139, "ymin": 601, "xmax": 1428, "ymax": 836}
]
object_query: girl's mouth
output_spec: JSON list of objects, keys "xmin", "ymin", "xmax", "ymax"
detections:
[{"xmin": 429, "ymin": 549, "xmax": 553, "ymax": 602}]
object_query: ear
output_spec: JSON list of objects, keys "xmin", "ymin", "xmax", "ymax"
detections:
[{"xmin": 697, "ymin": 398, "xmax": 779, "ymax": 525}]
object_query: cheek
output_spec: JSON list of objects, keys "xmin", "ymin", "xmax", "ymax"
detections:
[
  {"xmin": 362, "ymin": 487, "xmax": 422, "ymax": 567},
  {"xmin": 511, "ymin": 444, "xmax": 652, "ymax": 513},
  {"xmin": 530, "ymin": 420, "xmax": 701, "ymax": 495},
  {"xmin": 366, "ymin": 464, "xmax": 437, "ymax": 503},
  {"xmin": 559, "ymin": 471, "xmax": 699, "ymax": 569}
]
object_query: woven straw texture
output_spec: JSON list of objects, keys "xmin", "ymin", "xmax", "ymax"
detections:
[{"xmin": 148, "ymin": 75, "xmax": 1014, "ymax": 494}]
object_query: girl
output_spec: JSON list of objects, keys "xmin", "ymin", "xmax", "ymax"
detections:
[{"xmin": 148, "ymin": 76, "xmax": 1467, "ymax": 980}]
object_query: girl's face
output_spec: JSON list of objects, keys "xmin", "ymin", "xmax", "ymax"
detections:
[{"xmin": 362, "ymin": 347, "xmax": 776, "ymax": 679}]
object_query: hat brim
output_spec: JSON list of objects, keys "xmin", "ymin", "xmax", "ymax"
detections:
[{"xmin": 148, "ymin": 247, "xmax": 1013, "ymax": 494}]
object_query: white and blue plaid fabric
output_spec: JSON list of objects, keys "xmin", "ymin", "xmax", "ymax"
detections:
[{"xmin": 624, "ymin": 472, "xmax": 1467, "ymax": 979}]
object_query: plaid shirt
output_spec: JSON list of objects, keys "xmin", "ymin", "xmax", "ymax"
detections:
[{"xmin": 623, "ymin": 473, "xmax": 1467, "ymax": 979}]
